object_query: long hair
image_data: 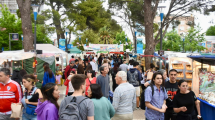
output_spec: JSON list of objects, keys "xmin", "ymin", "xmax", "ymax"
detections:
[
  {"xmin": 113, "ymin": 63, "xmax": 119, "ymax": 72},
  {"xmin": 86, "ymin": 64, "xmax": 92, "ymax": 72},
  {"xmin": 150, "ymin": 72, "xmax": 165, "ymax": 92},
  {"xmin": 90, "ymin": 84, "xmax": 103, "ymax": 99},
  {"xmin": 44, "ymin": 64, "xmax": 53, "ymax": 78},
  {"xmin": 41, "ymin": 83, "xmax": 59, "ymax": 110},
  {"xmin": 77, "ymin": 64, "xmax": 84, "ymax": 74}
]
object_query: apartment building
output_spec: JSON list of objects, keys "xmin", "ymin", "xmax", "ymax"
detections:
[{"xmin": 0, "ymin": 0, "xmax": 18, "ymax": 17}]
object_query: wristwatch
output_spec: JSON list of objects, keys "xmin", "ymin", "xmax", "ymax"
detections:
[{"xmin": 197, "ymin": 115, "xmax": 201, "ymax": 118}]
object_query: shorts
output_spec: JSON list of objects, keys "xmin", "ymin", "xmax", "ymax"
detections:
[
  {"xmin": 112, "ymin": 113, "xmax": 133, "ymax": 120},
  {"xmin": 135, "ymin": 86, "xmax": 140, "ymax": 97}
]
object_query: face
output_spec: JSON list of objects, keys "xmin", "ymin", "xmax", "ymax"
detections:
[
  {"xmin": 163, "ymin": 72, "xmax": 167, "ymax": 79},
  {"xmin": 103, "ymin": 67, "xmax": 108, "ymax": 74},
  {"xmin": 179, "ymin": 82, "xmax": 188, "ymax": 93},
  {"xmin": 70, "ymin": 73, "xmax": 74, "ymax": 76},
  {"xmin": 0, "ymin": 72, "xmax": 9, "ymax": 83},
  {"xmin": 115, "ymin": 73, "xmax": 121, "ymax": 85},
  {"xmin": 52, "ymin": 85, "xmax": 60, "ymax": 100},
  {"xmin": 169, "ymin": 71, "xmax": 177, "ymax": 82},
  {"xmin": 87, "ymin": 87, "xmax": 92, "ymax": 98},
  {"xmin": 87, "ymin": 72, "xmax": 92, "ymax": 78},
  {"xmin": 153, "ymin": 74, "xmax": 163, "ymax": 86},
  {"xmin": 70, "ymin": 63, "xmax": 74, "ymax": 67},
  {"xmin": 22, "ymin": 79, "xmax": 32, "ymax": 88}
]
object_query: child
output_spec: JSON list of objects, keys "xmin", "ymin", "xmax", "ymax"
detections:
[{"xmin": 64, "ymin": 69, "xmax": 75, "ymax": 96}]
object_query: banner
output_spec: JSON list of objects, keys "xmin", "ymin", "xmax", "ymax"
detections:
[
  {"xmin": 59, "ymin": 39, "xmax": 65, "ymax": 51},
  {"xmin": 137, "ymin": 38, "xmax": 143, "ymax": 54},
  {"xmin": 206, "ymin": 41, "xmax": 212, "ymax": 53}
]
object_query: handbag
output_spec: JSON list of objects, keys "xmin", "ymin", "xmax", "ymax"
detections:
[
  {"xmin": 10, "ymin": 103, "xmax": 22, "ymax": 118},
  {"xmin": 25, "ymin": 91, "xmax": 37, "ymax": 116}
]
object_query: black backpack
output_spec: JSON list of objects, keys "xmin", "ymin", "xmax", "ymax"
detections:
[
  {"xmin": 59, "ymin": 96, "xmax": 88, "ymax": 120},
  {"xmin": 140, "ymin": 85, "xmax": 154, "ymax": 110}
]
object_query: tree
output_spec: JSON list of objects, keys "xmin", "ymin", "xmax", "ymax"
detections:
[
  {"xmin": 0, "ymin": 4, "xmax": 22, "ymax": 50},
  {"xmin": 113, "ymin": 31, "xmax": 132, "ymax": 51},
  {"xmin": 156, "ymin": 30, "xmax": 182, "ymax": 52},
  {"xmin": 110, "ymin": 0, "xmax": 214, "ymax": 69},
  {"xmin": 184, "ymin": 26, "xmax": 206, "ymax": 53},
  {"xmin": 99, "ymin": 26, "xmax": 113, "ymax": 44},
  {"xmin": 206, "ymin": 25, "xmax": 215, "ymax": 36},
  {"xmin": 16, "ymin": 0, "xmax": 34, "ymax": 52}
]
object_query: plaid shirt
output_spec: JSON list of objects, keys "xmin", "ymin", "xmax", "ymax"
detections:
[{"xmin": 145, "ymin": 85, "xmax": 168, "ymax": 120}]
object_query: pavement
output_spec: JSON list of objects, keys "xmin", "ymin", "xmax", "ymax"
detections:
[{"xmin": 58, "ymin": 73, "xmax": 146, "ymax": 120}]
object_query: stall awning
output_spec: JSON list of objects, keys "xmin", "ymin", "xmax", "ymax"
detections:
[
  {"xmin": 110, "ymin": 52, "xmax": 124, "ymax": 54},
  {"xmin": 187, "ymin": 55, "xmax": 215, "ymax": 65},
  {"xmin": 86, "ymin": 52, "xmax": 95, "ymax": 54}
]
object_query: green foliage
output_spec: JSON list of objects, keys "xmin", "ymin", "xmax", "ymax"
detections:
[
  {"xmin": 156, "ymin": 30, "xmax": 182, "ymax": 52},
  {"xmin": 34, "ymin": 24, "xmax": 54, "ymax": 44},
  {"xmin": 99, "ymin": 26, "xmax": 112, "ymax": 44},
  {"xmin": 184, "ymin": 27, "xmax": 206, "ymax": 53},
  {"xmin": 206, "ymin": 25, "xmax": 215, "ymax": 36},
  {"xmin": 0, "ymin": 4, "xmax": 22, "ymax": 50},
  {"xmin": 113, "ymin": 31, "xmax": 132, "ymax": 51}
]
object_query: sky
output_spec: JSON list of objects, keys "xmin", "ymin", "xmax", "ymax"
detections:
[{"xmin": 50, "ymin": 0, "xmax": 215, "ymax": 43}]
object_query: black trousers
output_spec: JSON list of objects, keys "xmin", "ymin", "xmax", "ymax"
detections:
[
  {"xmin": 165, "ymin": 108, "xmax": 177, "ymax": 120},
  {"xmin": 112, "ymin": 75, "xmax": 118, "ymax": 91}
]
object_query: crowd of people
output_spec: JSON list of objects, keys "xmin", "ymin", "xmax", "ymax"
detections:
[{"xmin": 0, "ymin": 53, "xmax": 202, "ymax": 120}]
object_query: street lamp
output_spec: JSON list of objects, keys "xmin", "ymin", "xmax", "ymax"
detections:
[
  {"xmin": 134, "ymin": 31, "xmax": 137, "ymax": 54},
  {"xmin": 21, "ymin": 34, "xmax": 23, "ymax": 49},
  {"xmin": 158, "ymin": 6, "xmax": 166, "ymax": 70},
  {"xmin": 79, "ymin": 36, "xmax": 81, "ymax": 49},
  {"xmin": 32, "ymin": 4, "xmax": 39, "ymax": 53},
  {"xmin": 125, "ymin": 36, "xmax": 127, "ymax": 49},
  {"xmin": 86, "ymin": 38, "xmax": 88, "ymax": 45},
  {"xmin": 65, "ymin": 28, "xmax": 69, "ymax": 52}
]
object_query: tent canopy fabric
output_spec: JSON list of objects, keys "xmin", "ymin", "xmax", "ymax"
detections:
[
  {"xmin": 187, "ymin": 55, "xmax": 215, "ymax": 65},
  {"xmin": 69, "ymin": 47, "xmax": 82, "ymax": 54},
  {"xmin": 36, "ymin": 44, "xmax": 68, "ymax": 55}
]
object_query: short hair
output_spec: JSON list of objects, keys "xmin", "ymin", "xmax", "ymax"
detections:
[
  {"xmin": 117, "ymin": 71, "xmax": 127, "ymax": 81},
  {"xmin": 43, "ymin": 62, "xmax": 49, "ymax": 67},
  {"xmin": 71, "ymin": 74, "xmax": 86, "ymax": 90},
  {"xmin": 169, "ymin": 69, "xmax": 178, "ymax": 74},
  {"xmin": 75, "ymin": 59, "xmax": 79, "ymax": 62},
  {"xmin": 158, "ymin": 69, "xmax": 166, "ymax": 75},
  {"xmin": 90, "ymin": 84, "xmax": 103, "ymax": 99},
  {"xmin": 133, "ymin": 61, "xmax": 139, "ymax": 67},
  {"xmin": 100, "ymin": 66, "xmax": 105, "ymax": 74},
  {"xmin": 71, "ymin": 55, "xmax": 74, "ymax": 58},
  {"xmin": 90, "ymin": 58, "xmax": 93, "ymax": 61},
  {"xmin": 150, "ymin": 63, "xmax": 155, "ymax": 69},
  {"xmin": 103, "ymin": 59, "xmax": 108, "ymax": 63},
  {"xmin": 0, "ymin": 68, "xmax": 10, "ymax": 76}
]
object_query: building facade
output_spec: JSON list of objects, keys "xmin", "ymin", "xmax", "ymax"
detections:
[{"xmin": 0, "ymin": 0, "xmax": 18, "ymax": 17}]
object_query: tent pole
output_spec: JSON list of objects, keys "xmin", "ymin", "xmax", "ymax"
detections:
[
  {"xmin": 22, "ymin": 60, "xmax": 23, "ymax": 69},
  {"xmin": 201, "ymin": 59, "xmax": 203, "ymax": 70}
]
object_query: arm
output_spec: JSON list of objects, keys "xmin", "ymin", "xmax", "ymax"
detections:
[
  {"xmin": 138, "ymin": 71, "xmax": 142, "ymax": 81},
  {"xmin": 132, "ymin": 89, "xmax": 137, "ymax": 111},
  {"xmin": 145, "ymin": 102, "xmax": 164, "ymax": 112},
  {"xmin": 87, "ymin": 116, "xmax": 94, "ymax": 120},
  {"xmin": 64, "ymin": 66, "xmax": 69, "ymax": 79},
  {"xmin": 108, "ymin": 99, "xmax": 115, "ymax": 118},
  {"xmin": 15, "ymin": 83, "xmax": 22, "ymax": 103},
  {"xmin": 195, "ymin": 100, "xmax": 201, "ymax": 117},
  {"xmin": 87, "ymin": 100, "xmax": 94, "ymax": 120},
  {"xmin": 112, "ymin": 90, "xmax": 120, "ymax": 111},
  {"xmin": 64, "ymin": 79, "xmax": 70, "ymax": 86}
]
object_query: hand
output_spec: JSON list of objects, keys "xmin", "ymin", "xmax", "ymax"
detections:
[
  {"xmin": 25, "ymin": 99, "xmax": 29, "ymax": 104},
  {"xmin": 180, "ymin": 106, "xmax": 187, "ymax": 112},
  {"xmin": 144, "ymin": 82, "xmax": 150, "ymax": 87},
  {"xmin": 160, "ymin": 104, "xmax": 167, "ymax": 113},
  {"xmin": 197, "ymin": 115, "xmax": 201, "ymax": 119},
  {"xmin": 168, "ymin": 95, "xmax": 172, "ymax": 99}
]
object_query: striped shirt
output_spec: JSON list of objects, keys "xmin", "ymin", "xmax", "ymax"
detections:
[
  {"xmin": 112, "ymin": 82, "xmax": 136, "ymax": 114},
  {"xmin": 0, "ymin": 79, "xmax": 22, "ymax": 114}
]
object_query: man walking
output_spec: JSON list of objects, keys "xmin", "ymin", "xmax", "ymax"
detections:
[
  {"xmin": 90, "ymin": 58, "xmax": 96, "ymax": 71},
  {"xmin": 64, "ymin": 60, "xmax": 75, "ymax": 79},
  {"xmin": 127, "ymin": 61, "xmax": 142, "ymax": 108},
  {"xmin": 112, "ymin": 71, "xmax": 136, "ymax": 120},
  {"xmin": 119, "ymin": 60, "xmax": 128, "ymax": 72},
  {"xmin": 0, "ymin": 68, "xmax": 22, "ymax": 120},
  {"xmin": 59, "ymin": 74, "xmax": 94, "ymax": 120},
  {"xmin": 96, "ymin": 66, "xmax": 110, "ymax": 98},
  {"xmin": 165, "ymin": 69, "xmax": 178, "ymax": 120}
]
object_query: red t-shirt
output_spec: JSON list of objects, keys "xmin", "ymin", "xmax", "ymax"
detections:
[{"xmin": 85, "ymin": 77, "xmax": 96, "ymax": 96}]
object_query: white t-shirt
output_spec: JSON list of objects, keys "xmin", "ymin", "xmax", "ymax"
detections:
[
  {"xmin": 90, "ymin": 61, "xmax": 96, "ymax": 71},
  {"xmin": 68, "ymin": 80, "xmax": 74, "ymax": 92},
  {"xmin": 128, "ymin": 64, "xmax": 133, "ymax": 70},
  {"xmin": 94, "ymin": 57, "xmax": 98, "ymax": 62}
]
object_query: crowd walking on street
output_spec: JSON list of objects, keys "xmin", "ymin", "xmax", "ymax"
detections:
[{"xmin": 0, "ymin": 53, "xmax": 202, "ymax": 120}]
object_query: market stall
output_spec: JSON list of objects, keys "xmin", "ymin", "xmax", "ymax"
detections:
[{"xmin": 188, "ymin": 55, "xmax": 215, "ymax": 120}]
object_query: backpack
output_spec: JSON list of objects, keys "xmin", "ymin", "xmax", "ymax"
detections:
[
  {"xmin": 140, "ymin": 85, "xmax": 154, "ymax": 110},
  {"xmin": 59, "ymin": 96, "xmax": 88, "ymax": 120}
]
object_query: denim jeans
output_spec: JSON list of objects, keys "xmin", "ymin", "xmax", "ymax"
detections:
[{"xmin": 22, "ymin": 113, "xmax": 37, "ymax": 120}]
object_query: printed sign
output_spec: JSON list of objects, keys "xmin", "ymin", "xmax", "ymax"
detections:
[
  {"xmin": 59, "ymin": 39, "xmax": 65, "ymax": 51},
  {"xmin": 12, "ymin": 33, "xmax": 19, "ymax": 40},
  {"xmin": 137, "ymin": 38, "xmax": 143, "ymax": 54}
]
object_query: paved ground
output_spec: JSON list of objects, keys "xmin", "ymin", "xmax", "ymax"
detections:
[{"xmin": 58, "ymin": 73, "xmax": 146, "ymax": 120}]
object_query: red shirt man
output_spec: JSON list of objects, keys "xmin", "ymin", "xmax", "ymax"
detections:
[
  {"xmin": 64, "ymin": 60, "xmax": 75, "ymax": 79},
  {"xmin": 0, "ymin": 68, "xmax": 22, "ymax": 119}
]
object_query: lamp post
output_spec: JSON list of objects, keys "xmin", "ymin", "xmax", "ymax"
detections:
[
  {"xmin": 134, "ymin": 31, "xmax": 137, "ymax": 54},
  {"xmin": 125, "ymin": 36, "xmax": 127, "ymax": 50},
  {"xmin": 21, "ymin": 34, "xmax": 23, "ymax": 49},
  {"xmin": 79, "ymin": 36, "xmax": 81, "ymax": 49},
  {"xmin": 65, "ymin": 28, "xmax": 69, "ymax": 52},
  {"xmin": 86, "ymin": 38, "xmax": 88, "ymax": 45},
  {"xmin": 32, "ymin": 4, "xmax": 39, "ymax": 53}
]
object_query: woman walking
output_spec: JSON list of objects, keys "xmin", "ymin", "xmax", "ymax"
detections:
[
  {"xmin": 110, "ymin": 63, "xmax": 121, "ymax": 91},
  {"xmin": 85, "ymin": 64, "xmax": 95, "ymax": 77},
  {"xmin": 145, "ymin": 72, "xmax": 168, "ymax": 120},
  {"xmin": 35, "ymin": 83, "xmax": 60, "ymax": 120},
  {"xmin": 85, "ymin": 70, "xmax": 97, "ymax": 96},
  {"xmin": 21, "ymin": 74, "xmax": 43, "ymax": 120},
  {"xmin": 87, "ymin": 84, "xmax": 115, "ymax": 120},
  {"xmin": 43, "ymin": 64, "xmax": 55, "ymax": 86},
  {"xmin": 173, "ymin": 80, "xmax": 201, "ymax": 120},
  {"xmin": 77, "ymin": 64, "xmax": 85, "ymax": 74}
]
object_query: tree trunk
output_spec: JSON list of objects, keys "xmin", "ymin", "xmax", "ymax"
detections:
[
  {"xmin": 144, "ymin": 0, "xmax": 155, "ymax": 70},
  {"xmin": 16, "ymin": 0, "xmax": 34, "ymax": 52}
]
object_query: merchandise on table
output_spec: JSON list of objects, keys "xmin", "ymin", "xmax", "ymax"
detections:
[{"xmin": 199, "ymin": 92, "xmax": 215, "ymax": 106}]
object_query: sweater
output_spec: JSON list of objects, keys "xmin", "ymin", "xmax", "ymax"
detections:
[
  {"xmin": 42, "ymin": 72, "xmax": 55, "ymax": 86},
  {"xmin": 96, "ymin": 75, "xmax": 110, "ymax": 98},
  {"xmin": 35, "ymin": 100, "xmax": 58, "ymax": 120},
  {"xmin": 91, "ymin": 97, "xmax": 115, "ymax": 120}
]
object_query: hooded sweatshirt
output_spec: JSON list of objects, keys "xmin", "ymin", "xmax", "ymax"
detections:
[
  {"xmin": 127, "ymin": 68, "xmax": 142, "ymax": 87},
  {"xmin": 35, "ymin": 100, "xmax": 59, "ymax": 120}
]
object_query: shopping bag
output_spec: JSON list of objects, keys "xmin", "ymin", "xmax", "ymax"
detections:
[
  {"xmin": 146, "ymin": 71, "xmax": 153, "ymax": 80},
  {"xmin": 10, "ymin": 103, "xmax": 22, "ymax": 118}
]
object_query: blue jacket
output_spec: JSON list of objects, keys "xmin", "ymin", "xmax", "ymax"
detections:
[
  {"xmin": 43, "ymin": 72, "xmax": 55, "ymax": 86},
  {"xmin": 127, "ymin": 68, "xmax": 142, "ymax": 87}
]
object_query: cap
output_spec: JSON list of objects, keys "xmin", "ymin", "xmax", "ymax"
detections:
[{"xmin": 70, "ymin": 60, "xmax": 75, "ymax": 64}]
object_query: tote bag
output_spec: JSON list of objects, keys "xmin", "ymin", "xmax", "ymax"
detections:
[{"xmin": 10, "ymin": 103, "xmax": 22, "ymax": 118}]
